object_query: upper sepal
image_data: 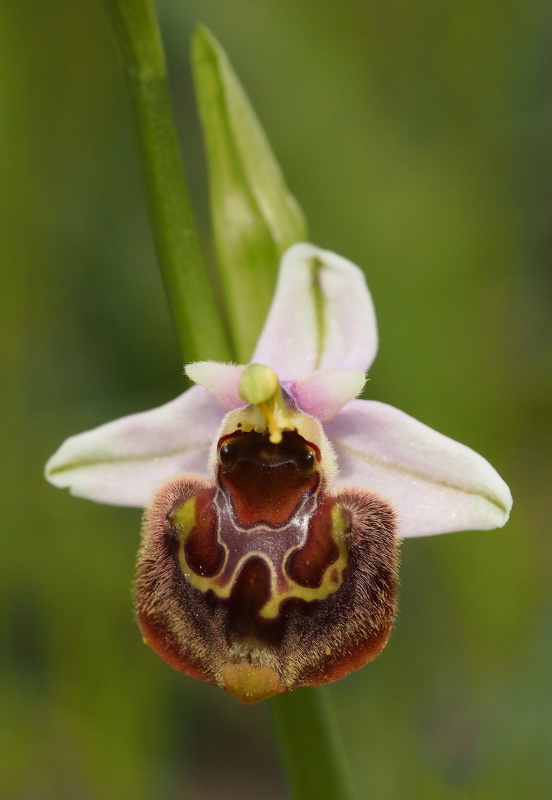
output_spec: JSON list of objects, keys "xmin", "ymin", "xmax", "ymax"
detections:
[{"xmin": 252, "ymin": 243, "xmax": 378, "ymax": 380}]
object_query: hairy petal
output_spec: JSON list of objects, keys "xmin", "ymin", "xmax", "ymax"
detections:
[
  {"xmin": 45, "ymin": 386, "xmax": 225, "ymax": 507},
  {"xmin": 185, "ymin": 362, "xmax": 246, "ymax": 409},
  {"xmin": 289, "ymin": 370, "xmax": 366, "ymax": 421},
  {"xmin": 252, "ymin": 243, "xmax": 378, "ymax": 380},
  {"xmin": 325, "ymin": 400, "xmax": 512, "ymax": 537}
]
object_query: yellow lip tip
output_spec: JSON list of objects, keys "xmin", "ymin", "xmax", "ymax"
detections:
[{"xmin": 223, "ymin": 662, "xmax": 281, "ymax": 704}]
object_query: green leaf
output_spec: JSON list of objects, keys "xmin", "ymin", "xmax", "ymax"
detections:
[{"xmin": 191, "ymin": 24, "xmax": 308, "ymax": 362}]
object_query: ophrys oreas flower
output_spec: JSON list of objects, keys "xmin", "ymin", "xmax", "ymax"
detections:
[{"xmin": 46, "ymin": 243, "xmax": 512, "ymax": 703}]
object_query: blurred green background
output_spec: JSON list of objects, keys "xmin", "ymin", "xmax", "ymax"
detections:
[{"xmin": 2, "ymin": 0, "xmax": 551, "ymax": 797}]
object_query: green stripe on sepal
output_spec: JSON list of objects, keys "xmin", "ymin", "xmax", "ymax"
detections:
[{"xmin": 191, "ymin": 25, "xmax": 308, "ymax": 362}]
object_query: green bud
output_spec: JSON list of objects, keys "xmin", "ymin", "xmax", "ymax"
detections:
[{"xmin": 191, "ymin": 25, "xmax": 307, "ymax": 362}]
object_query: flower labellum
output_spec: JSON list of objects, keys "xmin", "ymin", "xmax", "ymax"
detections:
[
  {"xmin": 138, "ymin": 364, "xmax": 397, "ymax": 703},
  {"xmin": 46, "ymin": 243, "xmax": 512, "ymax": 703}
]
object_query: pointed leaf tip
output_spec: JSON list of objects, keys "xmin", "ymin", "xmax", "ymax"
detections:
[{"xmin": 191, "ymin": 24, "xmax": 307, "ymax": 361}]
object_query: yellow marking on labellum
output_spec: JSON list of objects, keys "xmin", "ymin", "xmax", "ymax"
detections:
[
  {"xmin": 258, "ymin": 504, "xmax": 349, "ymax": 619},
  {"xmin": 173, "ymin": 498, "xmax": 231, "ymax": 595},
  {"xmin": 173, "ymin": 497, "xmax": 349, "ymax": 619},
  {"xmin": 172, "ymin": 496, "xmax": 196, "ymax": 538}
]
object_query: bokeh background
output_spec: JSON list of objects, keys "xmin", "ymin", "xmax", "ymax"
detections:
[{"xmin": 2, "ymin": 0, "xmax": 551, "ymax": 797}]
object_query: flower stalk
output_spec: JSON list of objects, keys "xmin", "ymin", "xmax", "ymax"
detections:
[
  {"xmin": 103, "ymin": 0, "xmax": 231, "ymax": 362},
  {"xmin": 270, "ymin": 689, "xmax": 358, "ymax": 800}
]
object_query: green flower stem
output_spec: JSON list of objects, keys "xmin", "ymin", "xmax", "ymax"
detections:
[
  {"xmin": 270, "ymin": 688, "xmax": 358, "ymax": 800},
  {"xmin": 103, "ymin": 0, "xmax": 231, "ymax": 362}
]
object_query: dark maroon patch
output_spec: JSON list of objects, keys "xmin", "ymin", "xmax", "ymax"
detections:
[
  {"xmin": 285, "ymin": 497, "xmax": 339, "ymax": 588},
  {"xmin": 226, "ymin": 556, "xmax": 272, "ymax": 638},
  {"xmin": 182, "ymin": 488, "xmax": 224, "ymax": 577},
  {"xmin": 218, "ymin": 430, "xmax": 319, "ymax": 526}
]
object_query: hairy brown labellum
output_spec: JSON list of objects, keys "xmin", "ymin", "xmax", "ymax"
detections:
[{"xmin": 136, "ymin": 429, "xmax": 398, "ymax": 703}]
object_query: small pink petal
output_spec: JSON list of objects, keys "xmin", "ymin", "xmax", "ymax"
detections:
[
  {"xmin": 185, "ymin": 362, "xmax": 246, "ymax": 409},
  {"xmin": 290, "ymin": 370, "xmax": 366, "ymax": 421},
  {"xmin": 325, "ymin": 400, "xmax": 512, "ymax": 537},
  {"xmin": 252, "ymin": 243, "xmax": 378, "ymax": 381},
  {"xmin": 45, "ymin": 386, "xmax": 224, "ymax": 507}
]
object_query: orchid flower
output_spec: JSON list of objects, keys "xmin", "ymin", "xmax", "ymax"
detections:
[{"xmin": 46, "ymin": 243, "xmax": 511, "ymax": 704}]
